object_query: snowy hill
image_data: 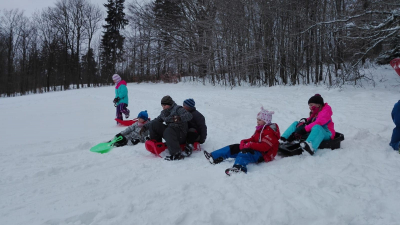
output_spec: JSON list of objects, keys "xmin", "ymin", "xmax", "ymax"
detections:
[{"xmin": 1, "ymin": 65, "xmax": 400, "ymax": 225}]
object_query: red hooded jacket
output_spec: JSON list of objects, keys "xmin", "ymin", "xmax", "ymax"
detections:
[{"xmin": 241, "ymin": 123, "xmax": 281, "ymax": 162}]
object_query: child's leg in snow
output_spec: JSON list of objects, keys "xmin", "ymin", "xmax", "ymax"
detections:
[
  {"xmin": 211, "ymin": 144, "xmax": 241, "ymax": 160},
  {"xmin": 148, "ymin": 120, "xmax": 166, "ymax": 142},
  {"xmin": 389, "ymin": 126, "xmax": 400, "ymax": 150},
  {"xmin": 233, "ymin": 151, "xmax": 263, "ymax": 173},
  {"xmin": 116, "ymin": 104, "xmax": 123, "ymax": 120},
  {"xmin": 281, "ymin": 121, "xmax": 299, "ymax": 139},
  {"xmin": 305, "ymin": 125, "xmax": 332, "ymax": 152},
  {"xmin": 119, "ymin": 103, "xmax": 130, "ymax": 117}
]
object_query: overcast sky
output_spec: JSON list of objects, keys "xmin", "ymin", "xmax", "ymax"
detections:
[{"xmin": 1, "ymin": 0, "xmax": 146, "ymax": 17}]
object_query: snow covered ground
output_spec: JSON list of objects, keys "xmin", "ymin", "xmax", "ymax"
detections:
[{"xmin": 1, "ymin": 65, "xmax": 400, "ymax": 225}]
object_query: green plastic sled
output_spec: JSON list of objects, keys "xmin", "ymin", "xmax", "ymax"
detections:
[{"xmin": 90, "ymin": 136, "xmax": 123, "ymax": 154}]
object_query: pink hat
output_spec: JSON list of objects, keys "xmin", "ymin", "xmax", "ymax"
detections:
[
  {"xmin": 112, "ymin": 74, "xmax": 121, "ymax": 83},
  {"xmin": 257, "ymin": 107, "xmax": 274, "ymax": 125}
]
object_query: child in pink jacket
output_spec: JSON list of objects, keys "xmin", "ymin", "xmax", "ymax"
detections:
[{"xmin": 280, "ymin": 94, "xmax": 335, "ymax": 155}]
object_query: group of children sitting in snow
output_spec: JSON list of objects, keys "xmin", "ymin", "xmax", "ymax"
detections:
[{"xmin": 111, "ymin": 74, "xmax": 400, "ymax": 176}]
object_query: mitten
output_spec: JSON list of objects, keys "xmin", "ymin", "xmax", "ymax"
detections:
[
  {"xmin": 299, "ymin": 118, "xmax": 307, "ymax": 124},
  {"xmin": 113, "ymin": 97, "xmax": 120, "ymax": 104},
  {"xmin": 297, "ymin": 118, "xmax": 308, "ymax": 127}
]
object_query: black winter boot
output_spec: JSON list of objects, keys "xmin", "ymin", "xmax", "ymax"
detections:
[
  {"xmin": 165, "ymin": 153, "xmax": 185, "ymax": 161},
  {"xmin": 183, "ymin": 144, "xmax": 193, "ymax": 157},
  {"xmin": 225, "ymin": 165, "xmax": 247, "ymax": 176},
  {"xmin": 300, "ymin": 141, "xmax": 314, "ymax": 155},
  {"xmin": 204, "ymin": 151, "xmax": 223, "ymax": 164}
]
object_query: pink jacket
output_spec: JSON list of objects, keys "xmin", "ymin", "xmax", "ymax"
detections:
[{"xmin": 305, "ymin": 103, "xmax": 335, "ymax": 139}]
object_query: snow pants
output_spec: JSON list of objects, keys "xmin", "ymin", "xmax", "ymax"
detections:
[
  {"xmin": 211, "ymin": 144, "xmax": 263, "ymax": 173},
  {"xmin": 186, "ymin": 128, "xmax": 200, "ymax": 144},
  {"xmin": 390, "ymin": 101, "xmax": 400, "ymax": 150},
  {"xmin": 148, "ymin": 120, "xmax": 187, "ymax": 156},
  {"xmin": 282, "ymin": 121, "xmax": 332, "ymax": 152},
  {"xmin": 116, "ymin": 103, "xmax": 130, "ymax": 121}
]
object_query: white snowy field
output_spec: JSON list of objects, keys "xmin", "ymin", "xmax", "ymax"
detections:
[{"xmin": 1, "ymin": 66, "xmax": 400, "ymax": 225}]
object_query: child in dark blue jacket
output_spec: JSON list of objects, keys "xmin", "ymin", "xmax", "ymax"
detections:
[{"xmin": 390, "ymin": 100, "xmax": 400, "ymax": 151}]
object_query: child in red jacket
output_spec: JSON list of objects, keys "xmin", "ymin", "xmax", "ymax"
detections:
[{"xmin": 204, "ymin": 107, "xmax": 280, "ymax": 176}]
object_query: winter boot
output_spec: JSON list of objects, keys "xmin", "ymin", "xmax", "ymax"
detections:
[
  {"xmin": 165, "ymin": 153, "xmax": 185, "ymax": 161},
  {"xmin": 300, "ymin": 141, "xmax": 314, "ymax": 155},
  {"xmin": 183, "ymin": 144, "xmax": 193, "ymax": 157},
  {"xmin": 225, "ymin": 165, "xmax": 246, "ymax": 176},
  {"xmin": 279, "ymin": 137, "xmax": 288, "ymax": 144},
  {"xmin": 204, "ymin": 151, "xmax": 223, "ymax": 164}
]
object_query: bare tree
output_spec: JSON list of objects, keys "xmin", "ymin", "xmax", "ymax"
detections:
[
  {"xmin": 0, "ymin": 9, "xmax": 24, "ymax": 96},
  {"xmin": 82, "ymin": 3, "xmax": 103, "ymax": 86}
]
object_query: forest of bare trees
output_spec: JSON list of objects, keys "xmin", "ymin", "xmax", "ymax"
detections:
[{"xmin": 1, "ymin": 0, "xmax": 399, "ymax": 96}]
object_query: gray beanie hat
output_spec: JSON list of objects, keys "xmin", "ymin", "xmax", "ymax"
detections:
[{"xmin": 161, "ymin": 95, "xmax": 174, "ymax": 105}]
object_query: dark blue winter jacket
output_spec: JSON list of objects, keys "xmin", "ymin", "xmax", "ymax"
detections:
[
  {"xmin": 390, "ymin": 100, "xmax": 400, "ymax": 150},
  {"xmin": 392, "ymin": 100, "xmax": 400, "ymax": 126}
]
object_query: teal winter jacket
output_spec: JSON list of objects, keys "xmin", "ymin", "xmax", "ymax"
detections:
[{"xmin": 115, "ymin": 80, "xmax": 129, "ymax": 105}]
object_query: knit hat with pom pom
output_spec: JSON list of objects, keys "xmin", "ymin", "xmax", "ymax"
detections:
[{"xmin": 257, "ymin": 107, "xmax": 274, "ymax": 125}]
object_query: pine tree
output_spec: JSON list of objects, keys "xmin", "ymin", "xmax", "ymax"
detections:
[
  {"xmin": 100, "ymin": 0, "xmax": 128, "ymax": 82},
  {"xmin": 81, "ymin": 48, "xmax": 98, "ymax": 86},
  {"xmin": 153, "ymin": 0, "xmax": 182, "ymax": 47}
]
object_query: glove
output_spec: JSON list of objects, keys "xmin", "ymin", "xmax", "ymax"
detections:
[
  {"xmin": 299, "ymin": 118, "xmax": 307, "ymax": 124},
  {"xmin": 131, "ymin": 139, "xmax": 140, "ymax": 145},
  {"xmin": 113, "ymin": 97, "xmax": 120, "ymax": 104},
  {"xmin": 173, "ymin": 115, "xmax": 181, "ymax": 123},
  {"xmin": 139, "ymin": 127, "xmax": 147, "ymax": 135},
  {"xmin": 145, "ymin": 136, "xmax": 150, "ymax": 141},
  {"xmin": 115, "ymin": 133, "xmax": 123, "ymax": 138},
  {"xmin": 297, "ymin": 118, "xmax": 308, "ymax": 127}
]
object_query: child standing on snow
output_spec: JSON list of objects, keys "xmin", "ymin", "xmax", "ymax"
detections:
[
  {"xmin": 113, "ymin": 111, "xmax": 150, "ymax": 147},
  {"xmin": 280, "ymin": 94, "xmax": 335, "ymax": 155},
  {"xmin": 390, "ymin": 100, "xmax": 400, "ymax": 151},
  {"xmin": 204, "ymin": 107, "xmax": 280, "ymax": 176},
  {"xmin": 112, "ymin": 74, "xmax": 130, "ymax": 121}
]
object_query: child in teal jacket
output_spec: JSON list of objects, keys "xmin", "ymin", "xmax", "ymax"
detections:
[{"xmin": 112, "ymin": 74, "xmax": 130, "ymax": 121}]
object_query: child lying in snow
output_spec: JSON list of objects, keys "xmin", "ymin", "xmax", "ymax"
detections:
[
  {"xmin": 113, "ymin": 110, "xmax": 150, "ymax": 147},
  {"xmin": 204, "ymin": 107, "xmax": 281, "ymax": 176}
]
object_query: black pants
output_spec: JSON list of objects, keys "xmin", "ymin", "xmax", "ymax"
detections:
[
  {"xmin": 186, "ymin": 128, "xmax": 200, "ymax": 144},
  {"xmin": 149, "ymin": 121, "xmax": 187, "ymax": 155}
]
